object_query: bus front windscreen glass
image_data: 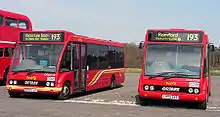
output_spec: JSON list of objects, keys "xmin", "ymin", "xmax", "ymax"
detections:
[
  {"xmin": 145, "ymin": 44, "xmax": 202, "ymax": 78},
  {"xmin": 10, "ymin": 44, "xmax": 64, "ymax": 73}
]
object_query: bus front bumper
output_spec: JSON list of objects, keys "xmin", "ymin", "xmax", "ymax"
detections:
[
  {"xmin": 5, "ymin": 85, "xmax": 62, "ymax": 95},
  {"xmin": 138, "ymin": 91, "xmax": 207, "ymax": 102}
]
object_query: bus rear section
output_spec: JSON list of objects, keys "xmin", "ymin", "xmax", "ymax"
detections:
[
  {"xmin": 138, "ymin": 29, "xmax": 214, "ymax": 110},
  {"xmin": 6, "ymin": 31, "xmax": 125, "ymax": 100},
  {"xmin": 0, "ymin": 10, "xmax": 32, "ymax": 84}
]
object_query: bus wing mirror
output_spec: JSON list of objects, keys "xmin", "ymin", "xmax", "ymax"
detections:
[
  {"xmin": 139, "ymin": 41, "xmax": 144, "ymax": 49},
  {"xmin": 208, "ymin": 44, "xmax": 215, "ymax": 52},
  {"xmin": 87, "ymin": 65, "xmax": 89, "ymax": 70}
]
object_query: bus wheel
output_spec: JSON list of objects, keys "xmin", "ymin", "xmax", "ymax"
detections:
[
  {"xmin": 138, "ymin": 95, "xmax": 148, "ymax": 106},
  {"xmin": 197, "ymin": 99, "xmax": 207, "ymax": 110},
  {"xmin": 57, "ymin": 82, "xmax": 71, "ymax": 100},
  {"xmin": 8, "ymin": 92, "xmax": 21, "ymax": 98},
  {"xmin": 3, "ymin": 68, "xmax": 9, "ymax": 85},
  {"xmin": 110, "ymin": 77, "xmax": 116, "ymax": 89}
]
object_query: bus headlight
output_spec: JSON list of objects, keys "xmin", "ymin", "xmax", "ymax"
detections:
[
  {"xmin": 144, "ymin": 85, "xmax": 149, "ymax": 90},
  {"xmin": 13, "ymin": 80, "xmax": 17, "ymax": 85},
  {"xmin": 50, "ymin": 82, "xmax": 55, "ymax": 87},
  {"xmin": 9, "ymin": 80, "xmax": 13, "ymax": 85},
  {"xmin": 150, "ymin": 86, "xmax": 155, "ymax": 91},
  {"xmin": 46, "ymin": 82, "xmax": 50, "ymax": 86},
  {"xmin": 188, "ymin": 88, "xmax": 193, "ymax": 93},
  {"xmin": 194, "ymin": 88, "xmax": 199, "ymax": 94}
]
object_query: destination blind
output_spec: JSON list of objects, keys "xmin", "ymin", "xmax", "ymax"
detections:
[
  {"xmin": 20, "ymin": 32, "xmax": 65, "ymax": 42},
  {"xmin": 148, "ymin": 31, "xmax": 203, "ymax": 42}
]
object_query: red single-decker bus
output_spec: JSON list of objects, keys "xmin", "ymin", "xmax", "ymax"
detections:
[
  {"xmin": 6, "ymin": 30, "xmax": 125, "ymax": 100},
  {"xmin": 138, "ymin": 28, "xmax": 214, "ymax": 110}
]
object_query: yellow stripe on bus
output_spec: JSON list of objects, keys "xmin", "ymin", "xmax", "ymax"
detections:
[
  {"xmin": 6, "ymin": 85, "xmax": 62, "ymax": 91},
  {"xmin": 88, "ymin": 68, "xmax": 125, "ymax": 87}
]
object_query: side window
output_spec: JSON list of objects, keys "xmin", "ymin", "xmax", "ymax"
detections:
[
  {"xmin": 19, "ymin": 20, "xmax": 29, "ymax": 29},
  {"xmin": 203, "ymin": 58, "xmax": 208, "ymax": 77},
  {"xmin": 59, "ymin": 44, "xmax": 72, "ymax": 72},
  {"xmin": 4, "ymin": 48, "xmax": 14, "ymax": 57},
  {"xmin": 108, "ymin": 46, "xmax": 116, "ymax": 68},
  {"xmin": 5, "ymin": 18, "xmax": 18, "ymax": 28},
  {"xmin": 98, "ymin": 45, "xmax": 108, "ymax": 69},
  {"xmin": 118, "ymin": 47, "xmax": 124, "ymax": 68},
  {"xmin": 0, "ymin": 48, "xmax": 3, "ymax": 57},
  {"xmin": 0, "ymin": 15, "xmax": 3, "ymax": 25},
  {"xmin": 87, "ymin": 44, "xmax": 99, "ymax": 70}
]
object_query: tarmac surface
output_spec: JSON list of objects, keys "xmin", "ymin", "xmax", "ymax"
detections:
[{"xmin": 0, "ymin": 73, "xmax": 219, "ymax": 117}]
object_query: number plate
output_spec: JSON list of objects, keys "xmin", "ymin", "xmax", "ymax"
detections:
[
  {"xmin": 162, "ymin": 94, "xmax": 179, "ymax": 100},
  {"xmin": 24, "ymin": 88, "xmax": 37, "ymax": 92}
]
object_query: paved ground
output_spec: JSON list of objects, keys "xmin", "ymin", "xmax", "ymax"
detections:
[{"xmin": 0, "ymin": 73, "xmax": 219, "ymax": 117}]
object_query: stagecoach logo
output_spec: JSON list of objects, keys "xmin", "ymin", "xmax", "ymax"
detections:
[
  {"xmin": 44, "ymin": 73, "xmax": 55, "ymax": 77},
  {"xmin": 24, "ymin": 81, "xmax": 38, "ymax": 85},
  {"xmin": 165, "ymin": 81, "xmax": 176, "ymax": 86},
  {"xmin": 162, "ymin": 87, "xmax": 180, "ymax": 92},
  {"xmin": 26, "ymin": 76, "xmax": 36, "ymax": 80}
]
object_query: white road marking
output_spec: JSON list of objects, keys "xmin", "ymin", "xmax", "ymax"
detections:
[
  {"xmin": 56, "ymin": 99, "xmax": 138, "ymax": 107},
  {"xmin": 206, "ymin": 106, "xmax": 220, "ymax": 112},
  {"xmin": 56, "ymin": 99, "xmax": 220, "ymax": 112}
]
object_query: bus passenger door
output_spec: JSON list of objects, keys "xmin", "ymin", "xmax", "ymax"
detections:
[
  {"xmin": 80, "ymin": 44, "xmax": 86, "ymax": 91},
  {"xmin": 72, "ymin": 43, "xmax": 86, "ymax": 91},
  {"xmin": 73, "ymin": 44, "xmax": 80, "ymax": 91}
]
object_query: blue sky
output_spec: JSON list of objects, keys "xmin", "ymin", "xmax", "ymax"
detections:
[{"xmin": 1, "ymin": 0, "xmax": 220, "ymax": 45}]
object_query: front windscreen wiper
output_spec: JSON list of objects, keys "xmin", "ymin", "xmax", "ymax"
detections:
[
  {"xmin": 148, "ymin": 72, "xmax": 181, "ymax": 79},
  {"xmin": 13, "ymin": 69, "xmax": 49, "ymax": 75},
  {"xmin": 13, "ymin": 69, "xmax": 34, "ymax": 75},
  {"xmin": 30, "ymin": 70, "xmax": 55, "ymax": 73},
  {"xmin": 162, "ymin": 73, "xmax": 198, "ymax": 80}
]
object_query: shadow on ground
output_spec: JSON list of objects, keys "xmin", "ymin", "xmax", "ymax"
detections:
[{"xmin": 6, "ymin": 85, "xmax": 124, "ymax": 100}]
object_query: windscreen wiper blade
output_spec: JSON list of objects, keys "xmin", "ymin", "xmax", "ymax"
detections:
[
  {"xmin": 148, "ymin": 72, "xmax": 180, "ymax": 79},
  {"xmin": 13, "ymin": 69, "xmax": 34, "ymax": 75},
  {"xmin": 26, "ymin": 69, "xmax": 52, "ymax": 75},
  {"xmin": 162, "ymin": 73, "xmax": 198, "ymax": 80},
  {"xmin": 30, "ymin": 70, "xmax": 54, "ymax": 73}
]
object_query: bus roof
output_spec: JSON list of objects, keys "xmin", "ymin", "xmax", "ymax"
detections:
[
  {"xmin": 19, "ymin": 30, "xmax": 124, "ymax": 47},
  {"xmin": 0, "ymin": 9, "xmax": 31, "ymax": 21}
]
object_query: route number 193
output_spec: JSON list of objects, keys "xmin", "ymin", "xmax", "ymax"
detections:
[
  {"xmin": 51, "ymin": 34, "xmax": 61, "ymax": 40},
  {"xmin": 187, "ymin": 34, "xmax": 199, "ymax": 41}
]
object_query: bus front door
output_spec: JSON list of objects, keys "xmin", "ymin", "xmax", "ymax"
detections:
[{"xmin": 72, "ymin": 43, "xmax": 86, "ymax": 92}]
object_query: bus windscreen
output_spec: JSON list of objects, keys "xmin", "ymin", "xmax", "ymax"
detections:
[
  {"xmin": 20, "ymin": 32, "xmax": 65, "ymax": 42},
  {"xmin": 148, "ymin": 31, "xmax": 203, "ymax": 42}
]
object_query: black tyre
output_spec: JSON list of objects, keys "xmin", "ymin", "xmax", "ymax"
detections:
[
  {"xmin": 197, "ymin": 100, "xmax": 208, "ymax": 110},
  {"xmin": 8, "ymin": 92, "xmax": 21, "ymax": 98},
  {"xmin": 138, "ymin": 95, "xmax": 148, "ymax": 106},
  {"xmin": 110, "ymin": 77, "xmax": 116, "ymax": 89},
  {"xmin": 56, "ymin": 82, "xmax": 71, "ymax": 100},
  {"xmin": 3, "ymin": 68, "xmax": 9, "ymax": 85}
]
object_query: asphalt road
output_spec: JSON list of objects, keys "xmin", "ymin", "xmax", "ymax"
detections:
[{"xmin": 0, "ymin": 73, "xmax": 219, "ymax": 117}]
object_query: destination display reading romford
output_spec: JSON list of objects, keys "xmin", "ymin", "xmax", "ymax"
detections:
[{"xmin": 148, "ymin": 31, "xmax": 203, "ymax": 42}]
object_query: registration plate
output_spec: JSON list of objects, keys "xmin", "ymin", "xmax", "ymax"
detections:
[
  {"xmin": 24, "ymin": 88, "xmax": 37, "ymax": 92},
  {"xmin": 162, "ymin": 94, "xmax": 179, "ymax": 100}
]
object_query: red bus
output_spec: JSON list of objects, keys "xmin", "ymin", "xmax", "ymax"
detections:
[
  {"xmin": 6, "ymin": 30, "xmax": 125, "ymax": 100},
  {"xmin": 138, "ymin": 28, "xmax": 214, "ymax": 110},
  {"xmin": 0, "ymin": 10, "xmax": 32, "ymax": 85}
]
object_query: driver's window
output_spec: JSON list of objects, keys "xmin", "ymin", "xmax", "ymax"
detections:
[{"xmin": 60, "ymin": 43, "xmax": 72, "ymax": 72}]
